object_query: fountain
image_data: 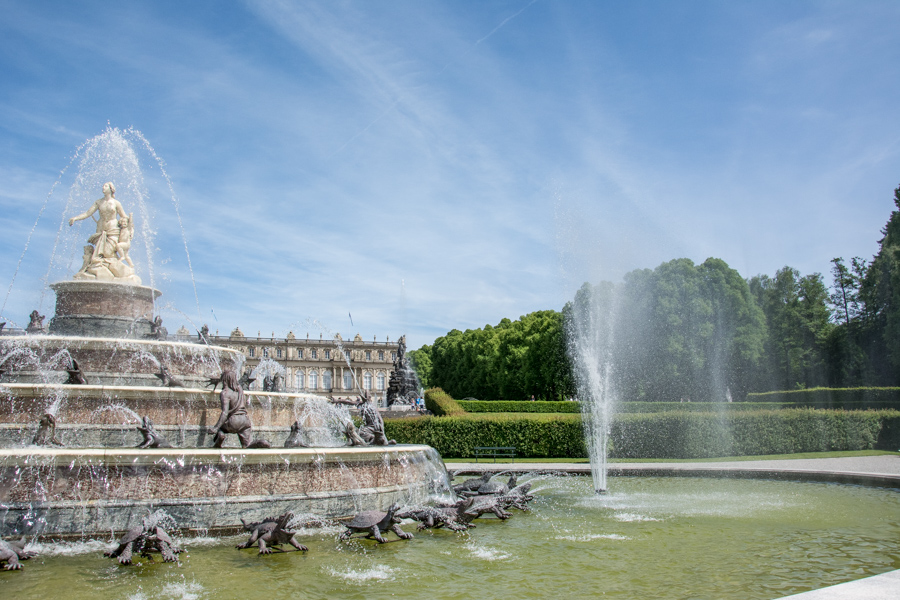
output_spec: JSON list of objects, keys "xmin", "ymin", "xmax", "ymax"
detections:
[
  {"xmin": 386, "ymin": 335, "xmax": 420, "ymax": 407},
  {"xmin": 566, "ymin": 281, "xmax": 618, "ymax": 493},
  {"xmin": 0, "ymin": 128, "xmax": 451, "ymax": 539}
]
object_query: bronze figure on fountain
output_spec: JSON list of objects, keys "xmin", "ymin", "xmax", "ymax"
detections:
[{"xmin": 208, "ymin": 369, "xmax": 270, "ymax": 448}]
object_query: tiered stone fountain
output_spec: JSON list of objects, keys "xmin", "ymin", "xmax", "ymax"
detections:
[{"xmin": 0, "ymin": 147, "xmax": 449, "ymax": 539}]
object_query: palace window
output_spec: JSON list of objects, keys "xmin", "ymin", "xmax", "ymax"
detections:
[
  {"xmin": 248, "ymin": 347, "xmax": 255, "ymax": 358},
  {"xmin": 309, "ymin": 371, "xmax": 318, "ymax": 390},
  {"xmin": 343, "ymin": 371, "xmax": 353, "ymax": 390},
  {"xmin": 295, "ymin": 371, "xmax": 305, "ymax": 390},
  {"xmin": 276, "ymin": 348, "xmax": 282, "ymax": 358},
  {"xmin": 344, "ymin": 349, "xmax": 351, "ymax": 360},
  {"xmin": 376, "ymin": 373, "xmax": 385, "ymax": 390},
  {"xmin": 378, "ymin": 351, "xmax": 384, "ymax": 361},
  {"xmin": 297, "ymin": 348, "xmax": 303, "ymax": 359},
  {"xmin": 363, "ymin": 372, "xmax": 372, "ymax": 390},
  {"xmin": 263, "ymin": 348, "xmax": 269, "ymax": 358},
  {"xmin": 391, "ymin": 352, "xmax": 396, "ymax": 361},
  {"xmin": 311, "ymin": 349, "xmax": 317, "ymax": 359},
  {"xmin": 365, "ymin": 350, "xmax": 371, "ymax": 360},
  {"xmin": 323, "ymin": 371, "xmax": 332, "ymax": 390},
  {"xmin": 324, "ymin": 349, "xmax": 331, "ymax": 360}
]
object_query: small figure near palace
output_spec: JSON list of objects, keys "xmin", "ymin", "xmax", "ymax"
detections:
[
  {"xmin": 334, "ymin": 390, "xmax": 396, "ymax": 446},
  {"xmin": 68, "ymin": 182, "xmax": 141, "ymax": 283},
  {"xmin": 25, "ymin": 310, "xmax": 45, "ymax": 334}
]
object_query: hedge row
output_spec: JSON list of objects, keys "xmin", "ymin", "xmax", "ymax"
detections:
[
  {"xmin": 456, "ymin": 401, "xmax": 787, "ymax": 414},
  {"xmin": 384, "ymin": 409, "xmax": 900, "ymax": 459},
  {"xmin": 385, "ymin": 413, "xmax": 585, "ymax": 458},
  {"xmin": 423, "ymin": 387, "xmax": 466, "ymax": 416},
  {"xmin": 619, "ymin": 401, "xmax": 786, "ymax": 413},
  {"xmin": 746, "ymin": 387, "xmax": 900, "ymax": 409},
  {"xmin": 458, "ymin": 400, "xmax": 580, "ymax": 413},
  {"xmin": 458, "ymin": 398, "xmax": 899, "ymax": 414}
]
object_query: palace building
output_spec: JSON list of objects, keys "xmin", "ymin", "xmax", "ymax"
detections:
[{"xmin": 205, "ymin": 328, "xmax": 399, "ymax": 403}]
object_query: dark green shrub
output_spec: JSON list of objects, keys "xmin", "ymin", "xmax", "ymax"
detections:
[
  {"xmin": 424, "ymin": 387, "xmax": 466, "ymax": 416},
  {"xmin": 610, "ymin": 409, "xmax": 895, "ymax": 458},
  {"xmin": 386, "ymin": 408, "xmax": 900, "ymax": 459},
  {"xmin": 385, "ymin": 413, "xmax": 585, "ymax": 458},
  {"xmin": 458, "ymin": 400, "xmax": 580, "ymax": 413},
  {"xmin": 746, "ymin": 388, "xmax": 900, "ymax": 409}
]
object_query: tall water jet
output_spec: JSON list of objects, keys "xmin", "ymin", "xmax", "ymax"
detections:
[{"xmin": 566, "ymin": 281, "xmax": 618, "ymax": 493}]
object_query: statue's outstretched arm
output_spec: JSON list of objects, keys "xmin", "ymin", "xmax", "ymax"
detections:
[{"xmin": 69, "ymin": 202, "xmax": 98, "ymax": 226}]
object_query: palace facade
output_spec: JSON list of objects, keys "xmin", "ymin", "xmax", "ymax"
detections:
[{"xmin": 205, "ymin": 328, "xmax": 399, "ymax": 403}]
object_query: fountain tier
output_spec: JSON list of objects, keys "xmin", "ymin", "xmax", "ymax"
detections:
[
  {"xmin": 0, "ymin": 445, "xmax": 446, "ymax": 537},
  {"xmin": 0, "ymin": 336, "xmax": 242, "ymax": 389},
  {"xmin": 48, "ymin": 280, "xmax": 160, "ymax": 338}
]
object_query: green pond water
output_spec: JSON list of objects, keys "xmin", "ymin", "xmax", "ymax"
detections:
[{"xmin": 2, "ymin": 476, "xmax": 898, "ymax": 600}]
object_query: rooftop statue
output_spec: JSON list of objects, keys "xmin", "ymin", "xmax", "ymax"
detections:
[{"xmin": 68, "ymin": 182, "xmax": 141, "ymax": 284}]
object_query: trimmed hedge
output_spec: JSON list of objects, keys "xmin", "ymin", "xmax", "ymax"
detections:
[
  {"xmin": 746, "ymin": 387, "xmax": 900, "ymax": 409},
  {"xmin": 424, "ymin": 387, "xmax": 466, "ymax": 416},
  {"xmin": 458, "ymin": 400, "xmax": 580, "ymax": 413},
  {"xmin": 610, "ymin": 409, "xmax": 897, "ymax": 459},
  {"xmin": 385, "ymin": 413, "xmax": 585, "ymax": 458},
  {"xmin": 384, "ymin": 409, "xmax": 900, "ymax": 459},
  {"xmin": 619, "ymin": 402, "xmax": 787, "ymax": 413}
]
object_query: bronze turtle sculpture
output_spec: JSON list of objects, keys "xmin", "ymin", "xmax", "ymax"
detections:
[
  {"xmin": 396, "ymin": 499, "xmax": 473, "ymax": 532},
  {"xmin": 452, "ymin": 471, "xmax": 491, "ymax": 495},
  {"xmin": 468, "ymin": 473, "xmax": 517, "ymax": 496},
  {"xmin": 105, "ymin": 523, "xmax": 181, "ymax": 564},
  {"xmin": 458, "ymin": 494, "xmax": 513, "ymax": 523},
  {"xmin": 0, "ymin": 537, "xmax": 36, "ymax": 571},
  {"xmin": 499, "ymin": 481, "xmax": 535, "ymax": 511},
  {"xmin": 340, "ymin": 503, "xmax": 413, "ymax": 543},
  {"xmin": 237, "ymin": 511, "xmax": 308, "ymax": 554}
]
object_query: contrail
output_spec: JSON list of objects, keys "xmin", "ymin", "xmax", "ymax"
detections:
[
  {"xmin": 328, "ymin": 0, "xmax": 540, "ymax": 158},
  {"xmin": 475, "ymin": 0, "xmax": 539, "ymax": 46}
]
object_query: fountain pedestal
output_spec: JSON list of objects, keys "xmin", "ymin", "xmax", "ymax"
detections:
[{"xmin": 49, "ymin": 280, "xmax": 161, "ymax": 338}]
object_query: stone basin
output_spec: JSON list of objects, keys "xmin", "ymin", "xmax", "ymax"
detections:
[{"xmin": 0, "ymin": 444, "xmax": 448, "ymax": 538}]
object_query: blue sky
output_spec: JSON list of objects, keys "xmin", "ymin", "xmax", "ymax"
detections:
[{"xmin": 1, "ymin": 0, "xmax": 898, "ymax": 349}]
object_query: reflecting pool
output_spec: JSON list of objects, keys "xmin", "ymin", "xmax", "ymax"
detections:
[{"xmin": 2, "ymin": 476, "xmax": 898, "ymax": 600}]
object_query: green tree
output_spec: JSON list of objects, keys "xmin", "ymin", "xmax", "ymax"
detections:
[
  {"xmin": 749, "ymin": 267, "xmax": 831, "ymax": 390},
  {"xmin": 858, "ymin": 184, "xmax": 900, "ymax": 384}
]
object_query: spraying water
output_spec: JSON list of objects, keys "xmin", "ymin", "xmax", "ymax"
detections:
[
  {"xmin": 1, "ymin": 125, "xmax": 202, "ymax": 330},
  {"xmin": 566, "ymin": 281, "xmax": 619, "ymax": 493}
]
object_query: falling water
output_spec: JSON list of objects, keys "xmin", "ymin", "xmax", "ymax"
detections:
[
  {"xmin": 1, "ymin": 125, "xmax": 203, "ymax": 329},
  {"xmin": 567, "ymin": 282, "xmax": 619, "ymax": 493}
]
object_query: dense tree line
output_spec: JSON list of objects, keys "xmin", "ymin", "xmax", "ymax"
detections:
[
  {"xmin": 824, "ymin": 185, "xmax": 900, "ymax": 387},
  {"xmin": 413, "ymin": 184, "xmax": 900, "ymax": 400},
  {"xmin": 567, "ymin": 257, "xmax": 766, "ymax": 402},
  {"xmin": 409, "ymin": 310, "xmax": 575, "ymax": 400}
]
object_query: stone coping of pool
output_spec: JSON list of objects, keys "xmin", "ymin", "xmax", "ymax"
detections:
[
  {"xmin": 1, "ymin": 443, "xmax": 436, "ymax": 466},
  {"xmin": 445, "ymin": 455, "xmax": 900, "ymax": 488},
  {"xmin": 775, "ymin": 569, "xmax": 900, "ymax": 600}
]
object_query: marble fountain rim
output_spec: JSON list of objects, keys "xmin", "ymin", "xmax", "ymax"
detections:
[
  {"xmin": 0, "ymin": 444, "xmax": 436, "ymax": 467},
  {"xmin": 0, "ymin": 382, "xmax": 328, "ymax": 401},
  {"xmin": 49, "ymin": 279, "xmax": 163, "ymax": 296},
  {"xmin": 0, "ymin": 334, "xmax": 240, "ymax": 354}
]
